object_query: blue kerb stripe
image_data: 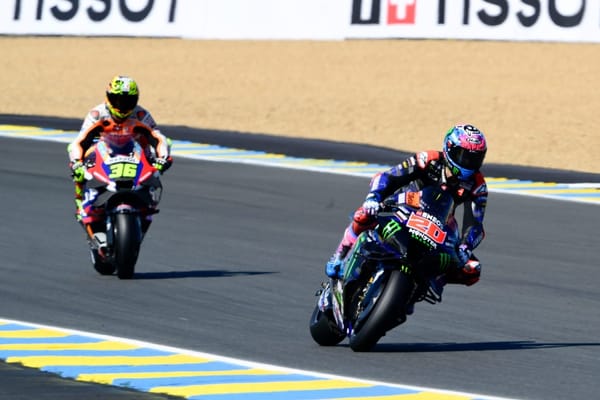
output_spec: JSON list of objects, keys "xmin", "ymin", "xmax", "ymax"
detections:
[
  {"xmin": 325, "ymin": 164, "xmax": 380, "ymax": 169},
  {"xmin": 42, "ymin": 362, "xmax": 249, "ymax": 378},
  {"xmin": 546, "ymin": 192, "xmax": 600, "ymax": 198},
  {"xmin": 0, "ymin": 323, "xmax": 45, "ymax": 331},
  {"xmin": 0, "ymin": 348, "xmax": 170, "ymax": 358},
  {"xmin": 498, "ymin": 185, "xmax": 575, "ymax": 190},
  {"xmin": 182, "ymin": 151, "xmax": 259, "ymax": 156},
  {"xmin": 187, "ymin": 385, "xmax": 416, "ymax": 400},
  {"xmin": 171, "ymin": 142, "xmax": 256, "ymax": 151},
  {"xmin": 175, "ymin": 144, "xmax": 246, "ymax": 151},
  {"xmin": 193, "ymin": 151, "xmax": 267, "ymax": 156},
  {"xmin": 117, "ymin": 374, "xmax": 322, "ymax": 391},
  {"xmin": 0, "ymin": 335, "xmax": 103, "ymax": 344},
  {"xmin": 19, "ymin": 131, "xmax": 78, "ymax": 137},
  {"xmin": 494, "ymin": 188, "xmax": 600, "ymax": 196},
  {"xmin": 493, "ymin": 180, "xmax": 534, "ymax": 184}
]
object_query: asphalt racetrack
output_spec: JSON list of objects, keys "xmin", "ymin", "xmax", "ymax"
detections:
[{"xmin": 0, "ymin": 124, "xmax": 599, "ymax": 400}]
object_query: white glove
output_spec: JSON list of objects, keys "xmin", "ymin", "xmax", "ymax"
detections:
[{"xmin": 362, "ymin": 194, "xmax": 380, "ymax": 216}]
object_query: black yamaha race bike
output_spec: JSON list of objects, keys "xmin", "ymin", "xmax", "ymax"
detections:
[{"xmin": 310, "ymin": 185, "xmax": 461, "ymax": 351}]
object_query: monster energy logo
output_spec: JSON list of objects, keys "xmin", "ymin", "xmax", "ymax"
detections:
[
  {"xmin": 382, "ymin": 220, "xmax": 402, "ymax": 240},
  {"xmin": 439, "ymin": 253, "xmax": 451, "ymax": 272}
]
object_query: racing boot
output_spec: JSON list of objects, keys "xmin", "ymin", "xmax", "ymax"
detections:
[
  {"xmin": 74, "ymin": 198, "xmax": 84, "ymax": 224},
  {"xmin": 325, "ymin": 250, "xmax": 347, "ymax": 279},
  {"xmin": 325, "ymin": 226, "xmax": 354, "ymax": 279},
  {"xmin": 84, "ymin": 222, "xmax": 108, "ymax": 259},
  {"xmin": 74, "ymin": 181, "xmax": 85, "ymax": 224},
  {"xmin": 325, "ymin": 206, "xmax": 378, "ymax": 279},
  {"xmin": 92, "ymin": 232, "xmax": 108, "ymax": 259},
  {"xmin": 429, "ymin": 274, "xmax": 446, "ymax": 299}
]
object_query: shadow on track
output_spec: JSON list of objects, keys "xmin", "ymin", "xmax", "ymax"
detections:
[
  {"xmin": 365, "ymin": 341, "xmax": 600, "ymax": 352},
  {"xmin": 132, "ymin": 269, "xmax": 275, "ymax": 280}
]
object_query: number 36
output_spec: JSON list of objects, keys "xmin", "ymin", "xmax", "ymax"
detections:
[{"xmin": 109, "ymin": 163, "xmax": 137, "ymax": 179}]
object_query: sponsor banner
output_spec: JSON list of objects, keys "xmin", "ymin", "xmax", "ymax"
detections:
[
  {"xmin": 347, "ymin": 0, "xmax": 600, "ymax": 42},
  {"xmin": 0, "ymin": 0, "xmax": 181, "ymax": 36},
  {"xmin": 178, "ymin": 0, "xmax": 347, "ymax": 40},
  {"xmin": 0, "ymin": 0, "xmax": 346, "ymax": 40},
  {"xmin": 2, "ymin": 0, "xmax": 600, "ymax": 43}
]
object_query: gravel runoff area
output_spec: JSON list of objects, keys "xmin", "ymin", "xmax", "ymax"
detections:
[{"xmin": 1, "ymin": 36, "xmax": 599, "ymax": 174}]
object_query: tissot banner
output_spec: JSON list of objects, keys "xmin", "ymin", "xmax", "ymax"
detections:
[
  {"xmin": 347, "ymin": 0, "xmax": 600, "ymax": 42},
  {"xmin": 1, "ymin": 0, "xmax": 600, "ymax": 42},
  {"xmin": 177, "ymin": 0, "xmax": 346, "ymax": 39},
  {"xmin": 1, "ymin": 0, "xmax": 181, "ymax": 36}
]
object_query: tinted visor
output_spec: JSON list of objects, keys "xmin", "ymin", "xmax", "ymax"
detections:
[
  {"xmin": 449, "ymin": 146, "xmax": 485, "ymax": 171},
  {"xmin": 107, "ymin": 92, "xmax": 138, "ymax": 113}
]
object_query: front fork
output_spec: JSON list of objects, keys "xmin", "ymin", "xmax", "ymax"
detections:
[
  {"xmin": 82, "ymin": 206, "xmax": 142, "ymax": 258},
  {"xmin": 317, "ymin": 279, "xmax": 346, "ymax": 334},
  {"xmin": 316, "ymin": 233, "xmax": 374, "ymax": 333}
]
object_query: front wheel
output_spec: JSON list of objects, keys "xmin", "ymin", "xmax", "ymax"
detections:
[
  {"xmin": 309, "ymin": 305, "xmax": 345, "ymax": 346},
  {"xmin": 112, "ymin": 213, "xmax": 142, "ymax": 279},
  {"xmin": 349, "ymin": 269, "xmax": 413, "ymax": 352}
]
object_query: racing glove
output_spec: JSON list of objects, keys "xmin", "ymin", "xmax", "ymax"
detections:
[
  {"xmin": 451, "ymin": 244, "xmax": 481, "ymax": 286},
  {"xmin": 153, "ymin": 156, "xmax": 173, "ymax": 173},
  {"xmin": 461, "ymin": 260, "xmax": 481, "ymax": 286},
  {"xmin": 69, "ymin": 160, "xmax": 86, "ymax": 183},
  {"xmin": 457, "ymin": 243, "xmax": 472, "ymax": 266},
  {"xmin": 362, "ymin": 193, "xmax": 380, "ymax": 216}
]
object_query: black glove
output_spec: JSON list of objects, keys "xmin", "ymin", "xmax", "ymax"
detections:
[{"xmin": 153, "ymin": 156, "xmax": 172, "ymax": 173}]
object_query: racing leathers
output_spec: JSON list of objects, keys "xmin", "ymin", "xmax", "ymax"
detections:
[
  {"xmin": 67, "ymin": 103, "xmax": 172, "ymax": 231},
  {"xmin": 68, "ymin": 103, "xmax": 171, "ymax": 169},
  {"xmin": 326, "ymin": 150, "xmax": 487, "ymax": 288}
]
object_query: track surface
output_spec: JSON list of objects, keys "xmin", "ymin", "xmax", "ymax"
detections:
[{"xmin": 0, "ymin": 136, "xmax": 599, "ymax": 400}]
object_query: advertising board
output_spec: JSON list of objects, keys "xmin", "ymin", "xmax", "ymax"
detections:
[
  {"xmin": 347, "ymin": 0, "xmax": 600, "ymax": 42},
  {"xmin": 2, "ymin": 0, "xmax": 600, "ymax": 43},
  {"xmin": 1, "ymin": 0, "xmax": 181, "ymax": 36}
]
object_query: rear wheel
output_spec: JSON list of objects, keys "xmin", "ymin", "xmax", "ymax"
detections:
[
  {"xmin": 113, "ymin": 213, "xmax": 141, "ymax": 279},
  {"xmin": 349, "ymin": 270, "xmax": 413, "ymax": 352}
]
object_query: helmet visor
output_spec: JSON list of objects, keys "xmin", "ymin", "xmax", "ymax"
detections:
[
  {"xmin": 449, "ymin": 146, "xmax": 485, "ymax": 171},
  {"xmin": 107, "ymin": 92, "xmax": 138, "ymax": 114}
]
